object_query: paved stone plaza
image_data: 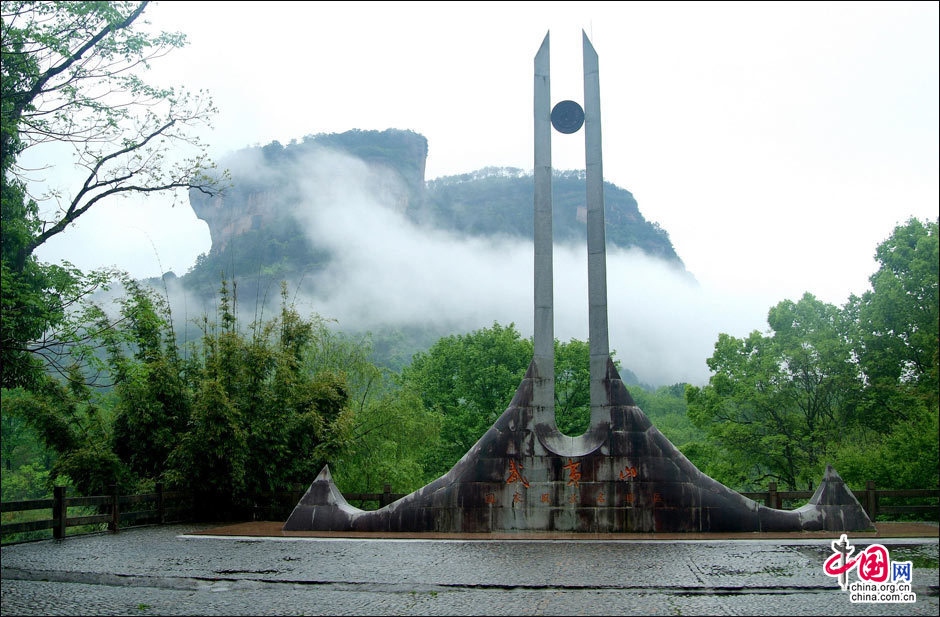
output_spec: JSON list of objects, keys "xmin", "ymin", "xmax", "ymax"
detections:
[{"xmin": 2, "ymin": 524, "xmax": 937, "ymax": 615}]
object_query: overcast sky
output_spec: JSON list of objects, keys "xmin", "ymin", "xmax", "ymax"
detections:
[{"xmin": 30, "ymin": 1, "xmax": 939, "ymax": 377}]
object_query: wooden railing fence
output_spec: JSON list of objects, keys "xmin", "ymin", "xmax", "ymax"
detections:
[
  {"xmin": 1, "ymin": 483, "xmax": 190, "ymax": 543},
  {"xmin": 739, "ymin": 481, "xmax": 939, "ymax": 521},
  {"xmin": 3, "ymin": 481, "xmax": 936, "ymax": 544}
]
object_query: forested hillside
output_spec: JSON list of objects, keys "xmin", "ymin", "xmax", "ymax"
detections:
[{"xmin": 419, "ymin": 167, "xmax": 680, "ymax": 262}]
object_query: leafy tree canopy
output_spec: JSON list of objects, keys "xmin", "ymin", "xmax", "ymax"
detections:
[
  {"xmin": 850, "ymin": 218, "xmax": 939, "ymax": 412},
  {"xmin": 1, "ymin": 0, "xmax": 221, "ymax": 390},
  {"xmin": 401, "ymin": 323, "xmax": 636, "ymax": 479},
  {"xmin": 687, "ymin": 293, "xmax": 863, "ymax": 490},
  {"xmin": 688, "ymin": 218, "xmax": 939, "ymax": 493}
]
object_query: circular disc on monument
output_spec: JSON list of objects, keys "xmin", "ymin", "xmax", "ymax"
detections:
[{"xmin": 551, "ymin": 100, "xmax": 585, "ymax": 134}]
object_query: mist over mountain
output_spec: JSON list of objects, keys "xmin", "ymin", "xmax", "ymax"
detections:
[
  {"xmin": 186, "ymin": 129, "xmax": 685, "ymax": 293},
  {"xmin": 174, "ymin": 129, "xmax": 726, "ymax": 386}
]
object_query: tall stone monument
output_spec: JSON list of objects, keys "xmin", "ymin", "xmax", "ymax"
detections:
[{"xmin": 284, "ymin": 32, "xmax": 872, "ymax": 533}]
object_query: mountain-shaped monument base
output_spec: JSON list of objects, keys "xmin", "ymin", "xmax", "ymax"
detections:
[{"xmin": 284, "ymin": 359, "xmax": 873, "ymax": 533}]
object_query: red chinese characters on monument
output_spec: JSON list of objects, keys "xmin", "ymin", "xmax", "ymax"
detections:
[
  {"xmin": 505, "ymin": 460, "xmax": 530, "ymax": 488},
  {"xmin": 540, "ymin": 493, "xmax": 551, "ymax": 503},
  {"xmin": 562, "ymin": 458, "xmax": 582, "ymax": 488},
  {"xmin": 484, "ymin": 493, "xmax": 496, "ymax": 505},
  {"xmin": 619, "ymin": 465, "xmax": 638, "ymax": 480}
]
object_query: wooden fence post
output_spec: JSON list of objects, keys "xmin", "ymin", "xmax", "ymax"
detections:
[
  {"xmin": 866, "ymin": 480, "xmax": 878, "ymax": 521},
  {"xmin": 767, "ymin": 482, "xmax": 778, "ymax": 509},
  {"xmin": 157, "ymin": 482, "xmax": 165, "ymax": 525},
  {"xmin": 109, "ymin": 484, "xmax": 120, "ymax": 533},
  {"xmin": 381, "ymin": 484, "xmax": 392, "ymax": 508},
  {"xmin": 53, "ymin": 486, "xmax": 66, "ymax": 540}
]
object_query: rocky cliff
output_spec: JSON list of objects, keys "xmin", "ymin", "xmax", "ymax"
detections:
[
  {"xmin": 190, "ymin": 128, "xmax": 683, "ymax": 269},
  {"xmin": 191, "ymin": 129, "xmax": 428, "ymax": 254}
]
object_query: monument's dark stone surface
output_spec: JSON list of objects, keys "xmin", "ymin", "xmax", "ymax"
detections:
[{"xmin": 283, "ymin": 358, "xmax": 873, "ymax": 533}]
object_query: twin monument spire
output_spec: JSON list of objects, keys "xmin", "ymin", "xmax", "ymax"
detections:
[{"xmin": 533, "ymin": 31, "xmax": 611, "ymax": 434}]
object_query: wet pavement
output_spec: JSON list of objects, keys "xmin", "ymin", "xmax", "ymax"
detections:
[{"xmin": 2, "ymin": 524, "xmax": 938, "ymax": 615}]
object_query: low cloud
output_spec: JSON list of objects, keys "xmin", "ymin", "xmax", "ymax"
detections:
[{"xmin": 275, "ymin": 149, "xmax": 768, "ymax": 386}]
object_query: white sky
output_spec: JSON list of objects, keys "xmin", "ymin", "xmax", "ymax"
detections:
[{"xmin": 32, "ymin": 1, "xmax": 939, "ymax": 360}]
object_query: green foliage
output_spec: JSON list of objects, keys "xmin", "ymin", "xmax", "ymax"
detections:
[
  {"xmin": 0, "ymin": 254, "xmax": 116, "ymax": 390},
  {"xmin": 104, "ymin": 281, "xmax": 191, "ymax": 481},
  {"xmin": 689, "ymin": 218, "xmax": 939, "ymax": 495},
  {"xmin": 850, "ymin": 218, "xmax": 939, "ymax": 416},
  {"xmin": 687, "ymin": 294, "xmax": 864, "ymax": 490},
  {"xmin": 1, "ymin": 0, "xmax": 219, "ymax": 392},
  {"xmin": 0, "ymin": 462, "xmax": 53, "ymax": 543},
  {"xmin": 1, "ymin": 461, "xmax": 50, "ymax": 502},
  {"xmin": 331, "ymin": 386, "xmax": 441, "ymax": 499},
  {"xmin": 833, "ymin": 407, "xmax": 939, "ymax": 491},
  {"xmin": 1, "ymin": 2, "xmax": 218, "ymax": 239},
  {"xmin": 305, "ymin": 328, "xmax": 442, "ymax": 497},
  {"xmin": 402, "ymin": 323, "xmax": 532, "ymax": 477},
  {"xmin": 554, "ymin": 338, "xmax": 591, "ymax": 436},
  {"xmin": 1, "ymin": 388, "xmax": 54, "ymax": 472},
  {"xmin": 678, "ymin": 440, "xmax": 753, "ymax": 490},
  {"xmin": 2, "ymin": 268, "xmax": 447, "ymax": 518},
  {"xmin": 166, "ymin": 377, "xmax": 247, "ymax": 514},
  {"xmin": 830, "ymin": 218, "xmax": 939, "ymax": 494},
  {"xmin": 400, "ymin": 323, "xmax": 625, "ymax": 479},
  {"xmin": 628, "ymin": 384, "xmax": 703, "ymax": 449},
  {"xmin": 6, "ymin": 366, "xmax": 132, "ymax": 495},
  {"xmin": 3, "ymin": 277, "xmax": 185, "ymax": 496},
  {"xmin": 157, "ymin": 282, "xmax": 355, "ymax": 515}
]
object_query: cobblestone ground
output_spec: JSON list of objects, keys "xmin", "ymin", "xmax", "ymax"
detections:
[{"xmin": 2, "ymin": 525, "xmax": 938, "ymax": 616}]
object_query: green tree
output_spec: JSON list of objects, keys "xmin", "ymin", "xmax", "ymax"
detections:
[
  {"xmin": 553, "ymin": 338, "xmax": 591, "ymax": 436},
  {"xmin": 628, "ymin": 383, "xmax": 703, "ymax": 450},
  {"xmin": 1, "ymin": 1, "xmax": 219, "ymax": 390},
  {"xmin": 402, "ymin": 323, "xmax": 532, "ymax": 476},
  {"xmin": 103, "ymin": 281, "xmax": 191, "ymax": 482},
  {"xmin": 402, "ymin": 323, "xmax": 618, "ymax": 479},
  {"xmin": 834, "ymin": 218, "xmax": 939, "ymax": 493},
  {"xmin": 3, "ymin": 278, "xmax": 180, "ymax": 495},
  {"xmin": 302, "ymin": 328, "xmax": 442, "ymax": 497},
  {"xmin": 163, "ymin": 282, "xmax": 356, "ymax": 516},
  {"xmin": 6, "ymin": 364, "xmax": 132, "ymax": 496},
  {"xmin": 331, "ymin": 386, "xmax": 441, "ymax": 500},
  {"xmin": 686, "ymin": 293, "xmax": 863, "ymax": 490},
  {"xmin": 850, "ymin": 218, "xmax": 939, "ymax": 418}
]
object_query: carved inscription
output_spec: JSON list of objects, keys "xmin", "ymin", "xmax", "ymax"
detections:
[
  {"xmin": 562, "ymin": 458, "xmax": 582, "ymax": 487},
  {"xmin": 619, "ymin": 465, "xmax": 638, "ymax": 480},
  {"xmin": 506, "ymin": 460, "xmax": 530, "ymax": 488}
]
